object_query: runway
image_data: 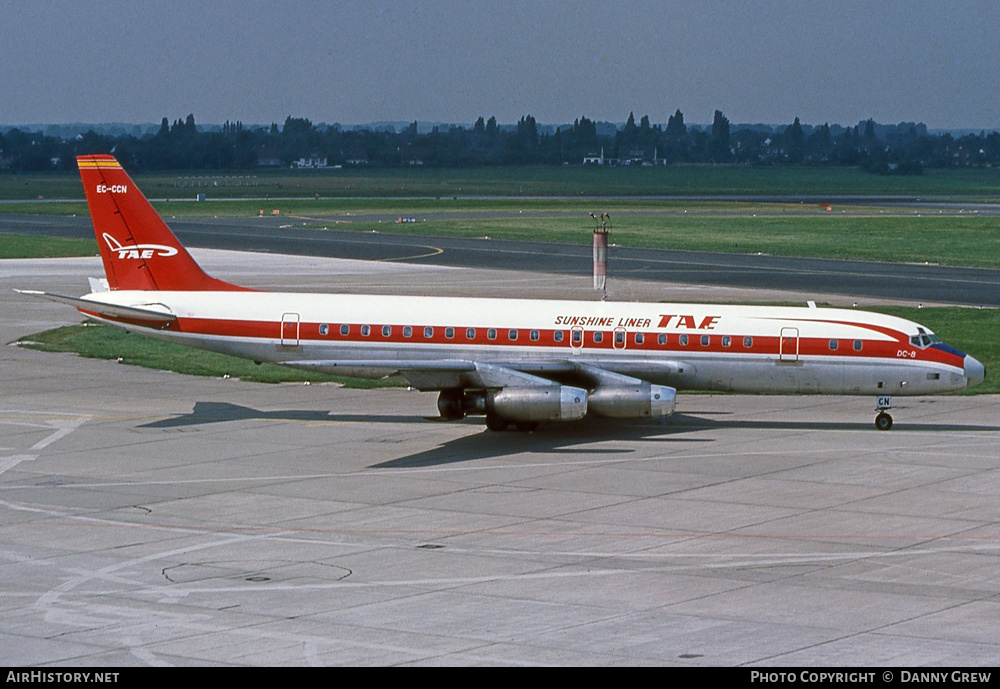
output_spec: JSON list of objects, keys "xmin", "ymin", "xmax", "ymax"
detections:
[
  {"xmin": 2, "ymin": 251, "xmax": 999, "ymax": 666},
  {"xmin": 3, "ymin": 212, "xmax": 998, "ymax": 306}
]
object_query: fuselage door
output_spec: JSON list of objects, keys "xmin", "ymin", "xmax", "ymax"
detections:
[
  {"xmin": 779, "ymin": 327, "xmax": 799, "ymax": 362},
  {"xmin": 281, "ymin": 312, "xmax": 300, "ymax": 347},
  {"xmin": 570, "ymin": 326, "xmax": 584, "ymax": 355}
]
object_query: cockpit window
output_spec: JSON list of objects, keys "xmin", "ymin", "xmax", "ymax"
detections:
[{"xmin": 910, "ymin": 332, "xmax": 942, "ymax": 349}]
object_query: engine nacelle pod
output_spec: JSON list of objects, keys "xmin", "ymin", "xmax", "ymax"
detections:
[
  {"xmin": 587, "ymin": 383, "xmax": 676, "ymax": 418},
  {"xmin": 488, "ymin": 385, "xmax": 588, "ymax": 421}
]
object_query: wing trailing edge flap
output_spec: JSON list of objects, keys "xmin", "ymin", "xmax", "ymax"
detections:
[
  {"xmin": 15, "ymin": 290, "xmax": 176, "ymax": 328},
  {"xmin": 285, "ymin": 358, "xmax": 687, "ymax": 391},
  {"xmin": 283, "ymin": 360, "xmax": 571, "ymax": 389},
  {"xmin": 285, "ymin": 359, "xmax": 476, "ymax": 385}
]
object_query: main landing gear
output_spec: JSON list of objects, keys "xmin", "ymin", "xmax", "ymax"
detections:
[
  {"xmin": 437, "ymin": 390, "xmax": 540, "ymax": 432},
  {"xmin": 874, "ymin": 395, "xmax": 893, "ymax": 431},
  {"xmin": 485, "ymin": 413, "xmax": 538, "ymax": 432}
]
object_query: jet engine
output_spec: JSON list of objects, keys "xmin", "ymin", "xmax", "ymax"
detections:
[
  {"xmin": 489, "ymin": 385, "xmax": 588, "ymax": 421},
  {"xmin": 451, "ymin": 385, "xmax": 588, "ymax": 422},
  {"xmin": 587, "ymin": 383, "xmax": 676, "ymax": 418}
]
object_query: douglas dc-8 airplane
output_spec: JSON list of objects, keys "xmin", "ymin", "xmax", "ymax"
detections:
[{"xmin": 21, "ymin": 155, "xmax": 985, "ymax": 431}]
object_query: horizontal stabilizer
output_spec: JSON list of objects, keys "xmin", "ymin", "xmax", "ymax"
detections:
[{"xmin": 16, "ymin": 290, "xmax": 176, "ymax": 329}]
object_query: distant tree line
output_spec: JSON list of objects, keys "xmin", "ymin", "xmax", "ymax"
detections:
[{"xmin": 2, "ymin": 111, "xmax": 999, "ymax": 174}]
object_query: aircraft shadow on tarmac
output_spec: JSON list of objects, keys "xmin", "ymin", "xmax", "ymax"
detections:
[
  {"xmin": 138, "ymin": 401, "xmax": 998, "ymax": 469},
  {"xmin": 377, "ymin": 414, "xmax": 1000, "ymax": 468},
  {"xmin": 140, "ymin": 401, "xmax": 350, "ymax": 428}
]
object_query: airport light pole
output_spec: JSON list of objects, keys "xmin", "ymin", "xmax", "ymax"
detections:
[{"xmin": 591, "ymin": 212, "xmax": 611, "ymax": 300}]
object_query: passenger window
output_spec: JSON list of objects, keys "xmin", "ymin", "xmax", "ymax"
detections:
[
  {"xmin": 340, "ymin": 324, "xmax": 350, "ymax": 336},
  {"xmin": 722, "ymin": 335, "xmax": 731, "ymax": 347},
  {"xmin": 487, "ymin": 329, "xmax": 497, "ymax": 340},
  {"xmin": 361, "ymin": 325, "xmax": 370, "ymax": 336},
  {"xmin": 593, "ymin": 332, "xmax": 604, "ymax": 344},
  {"xmin": 554, "ymin": 331, "xmax": 564, "ymax": 342},
  {"xmin": 319, "ymin": 324, "xmax": 329, "ymax": 336},
  {"xmin": 679, "ymin": 334, "xmax": 689, "ymax": 346},
  {"xmin": 445, "ymin": 327, "xmax": 454, "ymax": 339},
  {"xmin": 508, "ymin": 329, "xmax": 518, "ymax": 341},
  {"xmin": 466, "ymin": 328, "xmax": 476, "ymax": 340},
  {"xmin": 829, "ymin": 339, "xmax": 838, "ymax": 350},
  {"xmin": 382, "ymin": 325, "xmax": 391, "ymax": 337},
  {"xmin": 701, "ymin": 335, "xmax": 710, "ymax": 346},
  {"xmin": 658, "ymin": 333, "xmax": 667, "ymax": 345},
  {"xmin": 424, "ymin": 327, "xmax": 434, "ymax": 338},
  {"xmin": 403, "ymin": 326, "xmax": 412, "ymax": 338},
  {"xmin": 571, "ymin": 330, "xmax": 582, "ymax": 345},
  {"xmin": 634, "ymin": 332, "xmax": 644, "ymax": 345},
  {"xmin": 853, "ymin": 339, "xmax": 863, "ymax": 351},
  {"xmin": 615, "ymin": 331, "xmax": 625, "ymax": 345},
  {"xmin": 530, "ymin": 330, "xmax": 539, "ymax": 341},
  {"xmin": 743, "ymin": 336, "xmax": 753, "ymax": 348}
]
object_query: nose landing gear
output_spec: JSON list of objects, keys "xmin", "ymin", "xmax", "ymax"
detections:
[
  {"xmin": 874, "ymin": 395, "xmax": 893, "ymax": 431},
  {"xmin": 875, "ymin": 412, "xmax": 893, "ymax": 431}
]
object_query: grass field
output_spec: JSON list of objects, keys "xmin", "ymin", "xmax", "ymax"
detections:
[
  {"xmin": 3, "ymin": 164, "xmax": 998, "ymax": 267},
  {"xmin": 0, "ymin": 232, "xmax": 97, "ymax": 258},
  {"xmin": 2, "ymin": 196, "xmax": 998, "ymax": 268},
  {"xmin": 19, "ymin": 306, "xmax": 997, "ymax": 394},
  {"xmin": 309, "ymin": 209, "xmax": 1000, "ymax": 269},
  {"xmin": 4, "ymin": 164, "xmax": 1000, "ymax": 200}
]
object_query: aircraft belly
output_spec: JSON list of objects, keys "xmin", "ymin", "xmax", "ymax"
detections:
[{"xmin": 686, "ymin": 357, "xmax": 962, "ymax": 395}]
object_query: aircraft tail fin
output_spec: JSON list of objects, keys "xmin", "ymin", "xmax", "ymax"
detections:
[{"xmin": 77, "ymin": 155, "xmax": 247, "ymax": 291}]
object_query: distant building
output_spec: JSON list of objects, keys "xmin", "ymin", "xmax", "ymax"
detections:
[
  {"xmin": 293, "ymin": 154, "xmax": 328, "ymax": 169},
  {"xmin": 622, "ymin": 147, "xmax": 663, "ymax": 166},
  {"xmin": 583, "ymin": 147, "xmax": 617, "ymax": 166}
]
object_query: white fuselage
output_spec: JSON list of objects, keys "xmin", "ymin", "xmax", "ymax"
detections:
[{"xmin": 81, "ymin": 289, "xmax": 979, "ymax": 396}]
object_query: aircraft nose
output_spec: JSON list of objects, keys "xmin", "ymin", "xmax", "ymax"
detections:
[{"xmin": 964, "ymin": 355, "xmax": 985, "ymax": 388}]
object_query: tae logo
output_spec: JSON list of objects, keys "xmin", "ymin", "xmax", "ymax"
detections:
[{"xmin": 102, "ymin": 233, "xmax": 179, "ymax": 260}]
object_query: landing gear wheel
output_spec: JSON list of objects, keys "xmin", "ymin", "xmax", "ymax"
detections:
[
  {"xmin": 514, "ymin": 421, "xmax": 539, "ymax": 432},
  {"xmin": 875, "ymin": 412, "xmax": 893, "ymax": 431},
  {"xmin": 485, "ymin": 413, "xmax": 509, "ymax": 432},
  {"xmin": 437, "ymin": 390, "xmax": 465, "ymax": 421}
]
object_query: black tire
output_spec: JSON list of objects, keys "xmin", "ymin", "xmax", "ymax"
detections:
[
  {"xmin": 875, "ymin": 412, "xmax": 893, "ymax": 431},
  {"xmin": 485, "ymin": 412, "xmax": 509, "ymax": 432},
  {"xmin": 437, "ymin": 389, "xmax": 465, "ymax": 420}
]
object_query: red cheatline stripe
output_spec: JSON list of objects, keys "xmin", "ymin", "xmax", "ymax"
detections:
[{"xmin": 145, "ymin": 316, "xmax": 965, "ymax": 368}]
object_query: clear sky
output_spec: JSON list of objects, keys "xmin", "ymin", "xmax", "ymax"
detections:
[{"xmin": 2, "ymin": 0, "xmax": 998, "ymax": 129}]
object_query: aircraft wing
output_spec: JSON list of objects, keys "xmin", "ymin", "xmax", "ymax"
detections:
[
  {"xmin": 283, "ymin": 359, "xmax": 573, "ymax": 389},
  {"xmin": 284, "ymin": 358, "xmax": 686, "ymax": 390},
  {"xmin": 16, "ymin": 290, "xmax": 177, "ymax": 329}
]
